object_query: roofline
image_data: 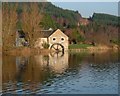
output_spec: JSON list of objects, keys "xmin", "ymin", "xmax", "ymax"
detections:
[{"xmin": 49, "ymin": 29, "xmax": 68, "ymax": 38}]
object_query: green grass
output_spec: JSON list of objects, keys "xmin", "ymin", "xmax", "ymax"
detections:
[{"xmin": 69, "ymin": 44, "xmax": 92, "ymax": 49}]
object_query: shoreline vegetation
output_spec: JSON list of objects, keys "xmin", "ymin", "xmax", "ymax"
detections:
[
  {"xmin": 2, "ymin": 2, "xmax": 119, "ymax": 56},
  {"xmin": 2, "ymin": 44, "xmax": 119, "ymax": 56}
]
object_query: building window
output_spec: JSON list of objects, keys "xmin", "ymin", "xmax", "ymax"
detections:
[
  {"xmin": 61, "ymin": 38, "xmax": 64, "ymax": 41},
  {"xmin": 53, "ymin": 38, "xmax": 56, "ymax": 41}
]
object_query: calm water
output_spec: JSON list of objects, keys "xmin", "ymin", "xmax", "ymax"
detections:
[{"xmin": 2, "ymin": 51, "xmax": 119, "ymax": 94}]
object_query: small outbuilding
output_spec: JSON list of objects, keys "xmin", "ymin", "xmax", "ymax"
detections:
[
  {"xmin": 16, "ymin": 30, "xmax": 28, "ymax": 47},
  {"xmin": 35, "ymin": 29, "xmax": 69, "ymax": 51}
]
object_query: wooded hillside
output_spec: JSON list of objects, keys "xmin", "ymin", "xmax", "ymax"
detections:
[{"xmin": 2, "ymin": 2, "xmax": 119, "ymax": 51}]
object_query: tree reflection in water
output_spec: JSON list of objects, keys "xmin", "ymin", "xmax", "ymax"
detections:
[{"xmin": 2, "ymin": 51, "xmax": 118, "ymax": 94}]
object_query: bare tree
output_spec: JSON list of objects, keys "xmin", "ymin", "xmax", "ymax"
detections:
[
  {"xmin": 2, "ymin": 3, "xmax": 18, "ymax": 50},
  {"xmin": 0, "ymin": 3, "xmax": 2, "ymax": 47},
  {"xmin": 21, "ymin": 2, "xmax": 43, "ymax": 47}
]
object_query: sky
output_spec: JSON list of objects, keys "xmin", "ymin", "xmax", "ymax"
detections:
[{"xmin": 50, "ymin": 2, "xmax": 118, "ymax": 18}]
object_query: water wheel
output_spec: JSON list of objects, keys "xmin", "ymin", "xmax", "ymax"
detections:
[
  {"xmin": 50, "ymin": 43, "xmax": 64, "ymax": 57},
  {"xmin": 50, "ymin": 43, "xmax": 64, "ymax": 52},
  {"xmin": 50, "ymin": 51, "xmax": 64, "ymax": 57}
]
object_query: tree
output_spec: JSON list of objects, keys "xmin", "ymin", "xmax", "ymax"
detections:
[
  {"xmin": 21, "ymin": 2, "xmax": 43, "ymax": 47},
  {"xmin": 2, "ymin": 3, "xmax": 18, "ymax": 50},
  {"xmin": 0, "ymin": 3, "xmax": 2, "ymax": 47},
  {"xmin": 40, "ymin": 14, "xmax": 57, "ymax": 29},
  {"xmin": 70, "ymin": 29, "xmax": 85, "ymax": 44}
]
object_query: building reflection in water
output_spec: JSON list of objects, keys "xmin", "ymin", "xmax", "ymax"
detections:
[
  {"xmin": 16, "ymin": 57, "xmax": 28, "ymax": 72},
  {"xmin": 34, "ymin": 52, "xmax": 68, "ymax": 74},
  {"xmin": 2, "ymin": 52, "xmax": 68, "ymax": 93}
]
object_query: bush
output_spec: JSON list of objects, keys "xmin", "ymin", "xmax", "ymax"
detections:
[
  {"xmin": 42, "ymin": 42, "xmax": 50, "ymax": 49},
  {"xmin": 110, "ymin": 39, "xmax": 120, "ymax": 45}
]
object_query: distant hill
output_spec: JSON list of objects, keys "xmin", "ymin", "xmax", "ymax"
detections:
[
  {"xmin": 38, "ymin": 2, "xmax": 83, "ymax": 29},
  {"xmin": 40, "ymin": 3, "xmax": 119, "ymax": 29},
  {"xmin": 17, "ymin": 2, "xmax": 119, "ymax": 29},
  {"xmin": 91, "ymin": 13, "xmax": 119, "ymax": 26}
]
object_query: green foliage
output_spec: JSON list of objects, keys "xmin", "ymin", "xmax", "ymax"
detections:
[
  {"xmin": 78, "ymin": 35, "xmax": 85, "ymax": 42},
  {"xmin": 42, "ymin": 42, "xmax": 50, "ymax": 49},
  {"xmin": 40, "ymin": 14, "xmax": 59, "ymax": 29},
  {"xmin": 71, "ymin": 29, "xmax": 85, "ymax": 43},
  {"xmin": 41, "ymin": 2, "xmax": 80, "ymax": 28},
  {"xmin": 16, "ymin": 2, "xmax": 80, "ymax": 29},
  {"xmin": 92, "ymin": 13, "xmax": 119, "ymax": 26},
  {"xmin": 16, "ymin": 20, "xmax": 22, "ymax": 29},
  {"xmin": 69, "ymin": 44, "xmax": 92, "ymax": 49},
  {"xmin": 43, "ymin": 55, "xmax": 49, "ymax": 61},
  {"xmin": 110, "ymin": 39, "xmax": 120, "ymax": 45}
]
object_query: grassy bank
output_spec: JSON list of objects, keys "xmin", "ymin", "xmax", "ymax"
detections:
[
  {"xmin": 69, "ymin": 44, "xmax": 119, "ymax": 53},
  {"xmin": 69, "ymin": 44, "xmax": 92, "ymax": 49},
  {"xmin": 3, "ymin": 44, "xmax": 119, "ymax": 56}
]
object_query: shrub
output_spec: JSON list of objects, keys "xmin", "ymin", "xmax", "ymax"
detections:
[{"xmin": 42, "ymin": 42, "xmax": 50, "ymax": 49}]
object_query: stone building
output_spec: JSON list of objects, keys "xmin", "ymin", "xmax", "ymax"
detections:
[{"xmin": 35, "ymin": 29, "xmax": 69, "ymax": 51}]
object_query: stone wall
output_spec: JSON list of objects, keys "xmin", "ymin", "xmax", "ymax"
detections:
[{"xmin": 48, "ymin": 29, "xmax": 69, "ymax": 50}]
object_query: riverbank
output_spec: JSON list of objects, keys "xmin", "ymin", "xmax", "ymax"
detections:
[
  {"xmin": 2, "ymin": 44, "xmax": 119, "ymax": 56},
  {"xmin": 69, "ymin": 45, "xmax": 119, "ymax": 53},
  {"xmin": 2, "ymin": 47, "xmax": 51, "ymax": 56}
]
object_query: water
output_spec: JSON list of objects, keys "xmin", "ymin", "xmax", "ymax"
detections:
[{"xmin": 2, "ymin": 51, "xmax": 119, "ymax": 94}]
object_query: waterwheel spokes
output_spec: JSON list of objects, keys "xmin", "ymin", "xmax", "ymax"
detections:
[
  {"xmin": 50, "ymin": 43, "xmax": 64, "ymax": 57},
  {"xmin": 58, "ymin": 46, "xmax": 62, "ymax": 51},
  {"xmin": 50, "ymin": 43, "xmax": 64, "ymax": 52},
  {"xmin": 57, "ymin": 52, "xmax": 59, "ymax": 58},
  {"xmin": 57, "ymin": 44, "xmax": 59, "ymax": 50},
  {"xmin": 52, "ymin": 46, "xmax": 57, "ymax": 50}
]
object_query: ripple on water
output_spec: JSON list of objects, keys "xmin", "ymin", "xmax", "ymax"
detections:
[{"xmin": 2, "ymin": 52, "xmax": 118, "ymax": 94}]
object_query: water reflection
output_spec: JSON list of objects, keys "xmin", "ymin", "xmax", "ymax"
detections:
[
  {"xmin": 2, "ymin": 51, "xmax": 119, "ymax": 94},
  {"xmin": 0, "ymin": 53, "xmax": 2, "ymax": 94},
  {"xmin": 35, "ymin": 52, "xmax": 68, "ymax": 74}
]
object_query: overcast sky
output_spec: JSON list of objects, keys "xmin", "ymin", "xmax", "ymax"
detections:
[{"xmin": 51, "ymin": 2, "xmax": 118, "ymax": 18}]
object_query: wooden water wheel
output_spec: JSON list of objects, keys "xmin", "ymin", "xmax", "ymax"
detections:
[
  {"xmin": 50, "ymin": 43, "xmax": 64, "ymax": 57},
  {"xmin": 50, "ymin": 51, "xmax": 64, "ymax": 57},
  {"xmin": 50, "ymin": 43, "xmax": 64, "ymax": 52}
]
